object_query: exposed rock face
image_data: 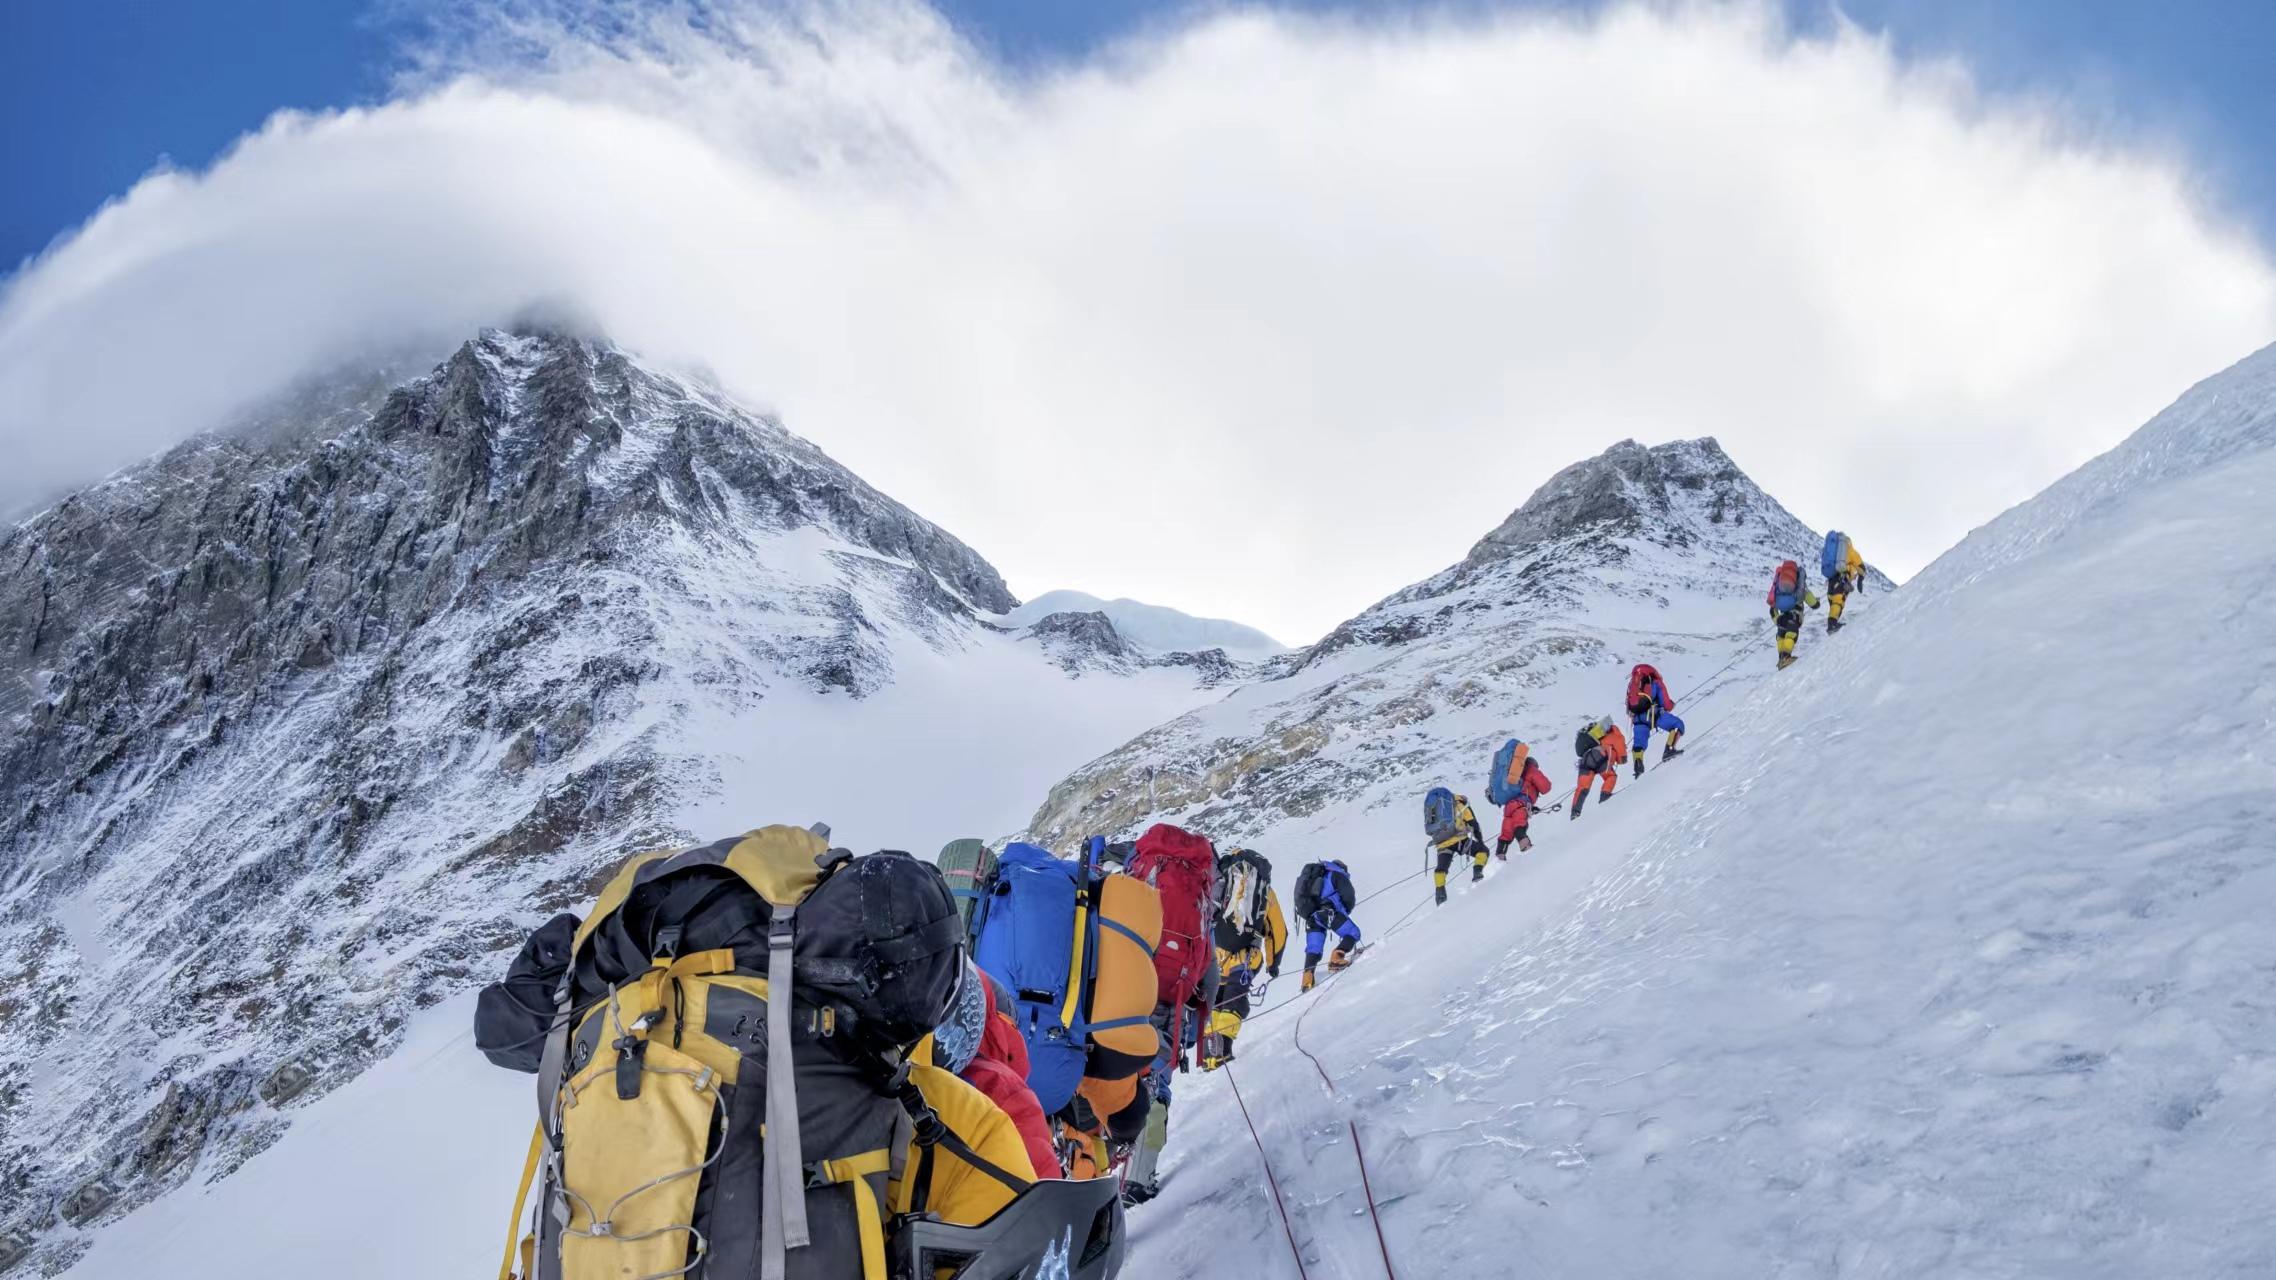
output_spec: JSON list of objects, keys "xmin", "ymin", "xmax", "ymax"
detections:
[
  {"xmin": 0, "ymin": 328, "xmax": 1031, "ymax": 1258},
  {"xmin": 1463, "ymin": 436, "xmax": 1753, "ymax": 564},
  {"xmin": 1025, "ymin": 610, "xmax": 1135, "ymax": 666},
  {"xmin": 1025, "ymin": 438, "xmax": 1883, "ymax": 846}
]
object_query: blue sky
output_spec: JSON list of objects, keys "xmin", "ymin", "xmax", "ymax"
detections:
[
  {"xmin": 5, "ymin": 0, "xmax": 2274, "ymax": 275},
  {"xmin": 4, "ymin": 0, "xmax": 2273, "ymax": 640}
]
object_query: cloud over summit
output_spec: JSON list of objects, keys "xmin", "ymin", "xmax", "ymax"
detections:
[{"xmin": 2, "ymin": 0, "xmax": 2270, "ymax": 641}]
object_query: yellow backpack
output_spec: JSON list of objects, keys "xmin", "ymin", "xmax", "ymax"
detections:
[{"xmin": 491, "ymin": 826, "xmax": 966, "ymax": 1280}]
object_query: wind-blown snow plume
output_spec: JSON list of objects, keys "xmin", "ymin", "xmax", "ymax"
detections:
[{"xmin": 2, "ymin": 0, "xmax": 2272, "ymax": 641}]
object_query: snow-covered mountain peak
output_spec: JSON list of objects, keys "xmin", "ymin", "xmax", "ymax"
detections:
[
  {"xmin": 998, "ymin": 590, "xmax": 1288, "ymax": 659},
  {"xmin": 1462, "ymin": 435, "xmax": 1760, "ymax": 566},
  {"xmin": 1023, "ymin": 437, "xmax": 1850, "ymax": 845},
  {"xmin": 0, "ymin": 328, "xmax": 1229, "ymax": 1272}
]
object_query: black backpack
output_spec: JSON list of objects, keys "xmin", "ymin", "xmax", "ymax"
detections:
[{"xmin": 1292, "ymin": 862, "xmax": 1325, "ymax": 923}]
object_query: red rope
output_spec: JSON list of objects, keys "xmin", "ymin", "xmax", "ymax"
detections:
[
  {"xmin": 1346, "ymin": 1120, "xmax": 1399, "ymax": 1280},
  {"xmin": 1224, "ymin": 1065, "xmax": 1311, "ymax": 1280}
]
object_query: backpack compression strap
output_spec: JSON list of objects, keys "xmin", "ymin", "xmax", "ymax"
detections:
[
  {"xmin": 762, "ymin": 907, "xmax": 808, "ymax": 1280},
  {"xmin": 807, "ymin": 1149, "xmax": 894, "ymax": 1280}
]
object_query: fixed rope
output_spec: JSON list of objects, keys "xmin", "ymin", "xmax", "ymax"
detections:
[
  {"xmin": 1290, "ymin": 974, "xmax": 1402, "ymax": 1279},
  {"xmin": 1223, "ymin": 1065, "xmax": 1312, "ymax": 1280}
]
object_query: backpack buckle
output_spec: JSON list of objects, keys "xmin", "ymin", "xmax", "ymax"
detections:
[{"xmin": 613, "ymin": 1034, "xmax": 649, "ymax": 1101}]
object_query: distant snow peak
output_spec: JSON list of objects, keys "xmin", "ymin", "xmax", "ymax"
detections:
[{"xmin": 1001, "ymin": 589, "xmax": 1288, "ymax": 658}]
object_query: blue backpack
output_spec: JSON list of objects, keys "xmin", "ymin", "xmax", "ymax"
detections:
[
  {"xmin": 1423, "ymin": 787, "xmax": 1461, "ymax": 844},
  {"xmin": 1485, "ymin": 739, "xmax": 1528, "ymax": 807},
  {"xmin": 968, "ymin": 838, "xmax": 1119, "ymax": 1114},
  {"xmin": 1772, "ymin": 561, "xmax": 1805, "ymax": 612},
  {"xmin": 1821, "ymin": 530, "xmax": 1850, "ymax": 581}
]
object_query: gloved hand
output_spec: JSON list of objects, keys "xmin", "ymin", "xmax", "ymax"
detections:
[
  {"xmin": 1529, "ymin": 804, "xmax": 1542, "ymax": 815},
  {"xmin": 1266, "ymin": 962, "xmax": 1279, "ymax": 979}
]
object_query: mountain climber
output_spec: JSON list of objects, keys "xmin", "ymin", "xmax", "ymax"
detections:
[
  {"xmin": 1427, "ymin": 790, "xmax": 1490, "ymax": 904},
  {"xmin": 1125, "ymin": 824, "xmax": 1219, "ymax": 1071},
  {"xmin": 1767, "ymin": 559, "xmax": 1822, "ymax": 669},
  {"xmin": 1495, "ymin": 749, "xmax": 1555, "ymax": 858},
  {"xmin": 1054, "ymin": 823, "xmax": 1216, "ymax": 1183},
  {"xmin": 1822, "ymin": 531, "xmax": 1865, "ymax": 633},
  {"xmin": 1200, "ymin": 848, "xmax": 1287, "ymax": 1069},
  {"xmin": 1625, "ymin": 663, "xmax": 1686, "ymax": 774},
  {"xmin": 477, "ymin": 828, "xmax": 1057, "ymax": 1280},
  {"xmin": 1292, "ymin": 858, "xmax": 1362, "ymax": 991},
  {"xmin": 970, "ymin": 838, "xmax": 1162, "ymax": 1185},
  {"xmin": 1571, "ymin": 717, "xmax": 1625, "ymax": 818},
  {"xmin": 933, "ymin": 960, "xmax": 1064, "ymax": 1180}
]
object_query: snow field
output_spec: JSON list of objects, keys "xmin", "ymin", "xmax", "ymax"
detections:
[{"xmin": 1124, "ymin": 359, "xmax": 2276, "ymax": 1277}]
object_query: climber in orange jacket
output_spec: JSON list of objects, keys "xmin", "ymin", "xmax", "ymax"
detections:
[{"xmin": 1571, "ymin": 717, "xmax": 1624, "ymax": 818}]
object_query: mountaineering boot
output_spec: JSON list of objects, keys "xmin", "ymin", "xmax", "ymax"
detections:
[
  {"xmin": 1828, "ymin": 617, "xmax": 1843, "ymax": 634},
  {"xmin": 1661, "ymin": 745, "xmax": 1683, "ymax": 762},
  {"xmin": 1494, "ymin": 837, "xmax": 1510, "ymax": 862},
  {"xmin": 1570, "ymin": 793, "xmax": 1586, "ymax": 819},
  {"xmin": 1471, "ymin": 863, "xmax": 1484, "ymax": 883},
  {"xmin": 1328, "ymin": 947, "xmax": 1355, "ymax": 974},
  {"xmin": 1632, "ymin": 754, "xmax": 1646, "ymax": 779},
  {"xmin": 1517, "ymin": 835, "xmax": 1533, "ymax": 853},
  {"xmin": 1777, "ymin": 653, "xmax": 1796, "ymax": 670},
  {"xmin": 1301, "ymin": 968, "xmax": 1317, "ymax": 992},
  {"xmin": 1435, "ymin": 884, "xmax": 1448, "ymax": 905}
]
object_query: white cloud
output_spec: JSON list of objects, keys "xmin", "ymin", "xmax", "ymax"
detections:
[{"xmin": 2, "ymin": 0, "xmax": 2270, "ymax": 642}]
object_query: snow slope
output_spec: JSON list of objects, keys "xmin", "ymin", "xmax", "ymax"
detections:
[
  {"xmin": 1124, "ymin": 345, "xmax": 2276, "ymax": 1276},
  {"xmin": 1000, "ymin": 590, "xmax": 1290, "ymax": 659}
]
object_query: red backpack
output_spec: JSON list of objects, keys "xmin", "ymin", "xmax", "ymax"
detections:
[
  {"xmin": 1127, "ymin": 823, "xmax": 1220, "ymax": 1064},
  {"xmin": 1627, "ymin": 663, "xmax": 1662, "ymax": 709}
]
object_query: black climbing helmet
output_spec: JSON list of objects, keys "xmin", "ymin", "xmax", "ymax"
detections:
[{"xmin": 891, "ymin": 1177, "xmax": 1127, "ymax": 1280}]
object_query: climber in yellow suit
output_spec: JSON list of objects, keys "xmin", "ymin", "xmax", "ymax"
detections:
[
  {"xmin": 1199, "ymin": 879, "xmax": 1288, "ymax": 1070},
  {"xmin": 1826, "ymin": 538, "xmax": 1866, "ymax": 633}
]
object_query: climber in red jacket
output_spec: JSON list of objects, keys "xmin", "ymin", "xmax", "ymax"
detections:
[
  {"xmin": 1495, "ymin": 752, "xmax": 1556, "ymax": 857},
  {"xmin": 938, "ymin": 963, "xmax": 1064, "ymax": 1178}
]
